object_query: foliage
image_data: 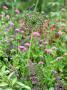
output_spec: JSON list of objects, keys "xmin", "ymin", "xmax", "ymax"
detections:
[{"xmin": 0, "ymin": 0, "xmax": 67, "ymax": 90}]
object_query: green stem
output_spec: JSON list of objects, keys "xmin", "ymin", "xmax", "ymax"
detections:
[
  {"xmin": 27, "ymin": 33, "xmax": 33, "ymax": 63},
  {"xmin": 34, "ymin": 0, "xmax": 39, "ymax": 11}
]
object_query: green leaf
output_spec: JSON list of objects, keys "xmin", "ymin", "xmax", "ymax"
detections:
[
  {"xmin": 5, "ymin": 87, "xmax": 13, "ymax": 90},
  {"xmin": 16, "ymin": 81, "xmax": 31, "ymax": 90},
  {"xmin": 49, "ymin": 87, "xmax": 54, "ymax": 90},
  {"xmin": 8, "ymin": 72, "xmax": 14, "ymax": 80},
  {"xmin": 0, "ymin": 82, "xmax": 8, "ymax": 87},
  {"xmin": 12, "ymin": 78, "xmax": 17, "ymax": 86}
]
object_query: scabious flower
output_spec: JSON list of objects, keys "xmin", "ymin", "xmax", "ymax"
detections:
[
  {"xmin": 20, "ymin": 30, "xmax": 24, "ymax": 33},
  {"xmin": 18, "ymin": 46, "xmax": 27, "ymax": 51},
  {"xmin": 43, "ymin": 19, "xmax": 50, "ymax": 29},
  {"xmin": 9, "ymin": 21, "xmax": 14, "ymax": 27},
  {"xmin": 45, "ymin": 48, "xmax": 52, "ymax": 54},
  {"xmin": 6, "ymin": 15, "xmax": 10, "ymax": 19},
  {"xmin": 2, "ymin": 5, "xmax": 8, "ymax": 10},
  {"xmin": 15, "ymin": 29, "xmax": 20, "ymax": 32},
  {"xmin": 43, "ymin": 41, "xmax": 48, "ymax": 45},
  {"xmin": 57, "ymin": 31, "xmax": 62, "ymax": 35},
  {"xmin": 55, "ymin": 56, "xmax": 63, "ymax": 61},
  {"xmin": 0, "ymin": 14, "xmax": 3, "ymax": 18},
  {"xmin": 24, "ymin": 43, "xmax": 30, "ymax": 47},
  {"xmin": 61, "ymin": 8, "xmax": 66, "ymax": 12},
  {"xmin": 15, "ymin": 9, "xmax": 20, "ymax": 14},
  {"xmin": 55, "ymin": 31, "xmax": 62, "ymax": 38},
  {"xmin": 32, "ymin": 32, "xmax": 40, "ymax": 37},
  {"xmin": 19, "ymin": 19, "xmax": 25, "ymax": 26},
  {"xmin": 38, "ymin": 61, "xmax": 44, "ymax": 65},
  {"xmin": 64, "ymin": 52, "xmax": 67, "ymax": 56},
  {"xmin": 50, "ymin": 24, "xmax": 56, "ymax": 31},
  {"xmin": 15, "ymin": 28, "xmax": 24, "ymax": 33},
  {"xmin": 59, "ymin": 24, "xmax": 65, "ymax": 30}
]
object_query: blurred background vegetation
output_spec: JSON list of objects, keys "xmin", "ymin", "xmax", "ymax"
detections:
[{"xmin": 0, "ymin": 0, "xmax": 67, "ymax": 13}]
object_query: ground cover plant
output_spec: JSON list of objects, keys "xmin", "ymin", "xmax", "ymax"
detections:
[{"xmin": 0, "ymin": 0, "xmax": 67, "ymax": 90}]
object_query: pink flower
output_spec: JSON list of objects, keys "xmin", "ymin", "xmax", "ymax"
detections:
[
  {"xmin": 15, "ymin": 29, "xmax": 20, "ymax": 32},
  {"xmin": 15, "ymin": 9, "xmax": 20, "ymax": 14},
  {"xmin": 38, "ymin": 61, "xmax": 44, "ymax": 65},
  {"xmin": 18, "ymin": 46, "xmax": 27, "ymax": 51},
  {"xmin": 57, "ymin": 31, "xmax": 62, "ymax": 35},
  {"xmin": 15, "ymin": 28, "xmax": 24, "ymax": 34},
  {"xmin": 9, "ymin": 21, "xmax": 14, "ymax": 27},
  {"xmin": 50, "ymin": 24, "xmax": 56, "ymax": 31},
  {"xmin": 45, "ymin": 48, "xmax": 52, "ymax": 54},
  {"xmin": 20, "ymin": 30, "xmax": 24, "ymax": 33},
  {"xmin": 43, "ymin": 41, "xmax": 48, "ymax": 45},
  {"xmin": 32, "ymin": 32, "xmax": 40, "ymax": 37},
  {"xmin": 24, "ymin": 43, "xmax": 30, "ymax": 47},
  {"xmin": 2, "ymin": 5, "xmax": 8, "ymax": 10}
]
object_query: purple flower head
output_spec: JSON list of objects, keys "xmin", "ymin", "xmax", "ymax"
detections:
[
  {"xmin": 18, "ymin": 46, "xmax": 27, "ymax": 51},
  {"xmin": 15, "ymin": 9, "xmax": 20, "ymax": 14},
  {"xmin": 32, "ymin": 32, "xmax": 40, "ymax": 37},
  {"xmin": 45, "ymin": 48, "xmax": 52, "ymax": 54},
  {"xmin": 25, "ymin": 43, "xmax": 30, "ymax": 47},
  {"xmin": 38, "ymin": 61, "xmax": 44, "ymax": 65},
  {"xmin": 43, "ymin": 41, "xmax": 48, "ymax": 45},
  {"xmin": 15, "ymin": 29, "xmax": 20, "ymax": 33},
  {"xmin": 9, "ymin": 21, "xmax": 14, "ymax": 27},
  {"xmin": 15, "ymin": 28, "xmax": 24, "ymax": 33}
]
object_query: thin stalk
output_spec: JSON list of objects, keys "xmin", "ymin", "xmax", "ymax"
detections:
[
  {"xmin": 34, "ymin": 0, "xmax": 39, "ymax": 11},
  {"xmin": 27, "ymin": 33, "xmax": 33, "ymax": 64}
]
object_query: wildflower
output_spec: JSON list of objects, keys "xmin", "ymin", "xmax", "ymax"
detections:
[
  {"xmin": 50, "ymin": 24, "xmax": 56, "ymax": 31},
  {"xmin": 0, "ymin": 14, "xmax": 3, "ymax": 18},
  {"xmin": 39, "ymin": 40, "xmax": 43, "ymax": 44},
  {"xmin": 38, "ymin": 61, "xmax": 44, "ymax": 65},
  {"xmin": 2, "ymin": 5, "xmax": 8, "ymax": 10},
  {"xmin": 43, "ymin": 19, "xmax": 49, "ymax": 29},
  {"xmin": 57, "ymin": 31, "xmax": 62, "ymax": 35},
  {"xmin": 51, "ymin": 46, "xmax": 57, "ymax": 50},
  {"xmin": 9, "ymin": 21, "xmax": 14, "ymax": 27},
  {"xmin": 55, "ymin": 19, "xmax": 60, "ymax": 22},
  {"xmin": 15, "ymin": 28, "xmax": 24, "ymax": 33},
  {"xmin": 55, "ymin": 31, "xmax": 62, "ymax": 38},
  {"xmin": 45, "ymin": 48, "xmax": 52, "ymax": 54},
  {"xmin": 15, "ymin": 29, "xmax": 20, "ymax": 32},
  {"xmin": 32, "ymin": 32, "xmax": 40, "ymax": 37},
  {"xmin": 51, "ymin": 70, "xmax": 57, "ymax": 74},
  {"xmin": 61, "ymin": 8, "xmax": 65, "ymax": 12},
  {"xmin": 55, "ymin": 56, "xmax": 63, "ymax": 61},
  {"xmin": 15, "ymin": 9, "xmax": 20, "ymax": 14},
  {"xmin": 59, "ymin": 24, "xmax": 65, "ymax": 30},
  {"xmin": 43, "ymin": 41, "xmax": 48, "ymax": 45},
  {"xmin": 24, "ymin": 43, "xmax": 30, "ymax": 47},
  {"xmin": 6, "ymin": 15, "xmax": 10, "ymax": 19},
  {"xmin": 18, "ymin": 46, "xmax": 27, "ymax": 51},
  {"xmin": 64, "ymin": 52, "xmax": 67, "ymax": 56},
  {"xmin": 20, "ymin": 30, "xmax": 24, "ymax": 33},
  {"xmin": 19, "ymin": 19, "xmax": 25, "ymax": 27}
]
